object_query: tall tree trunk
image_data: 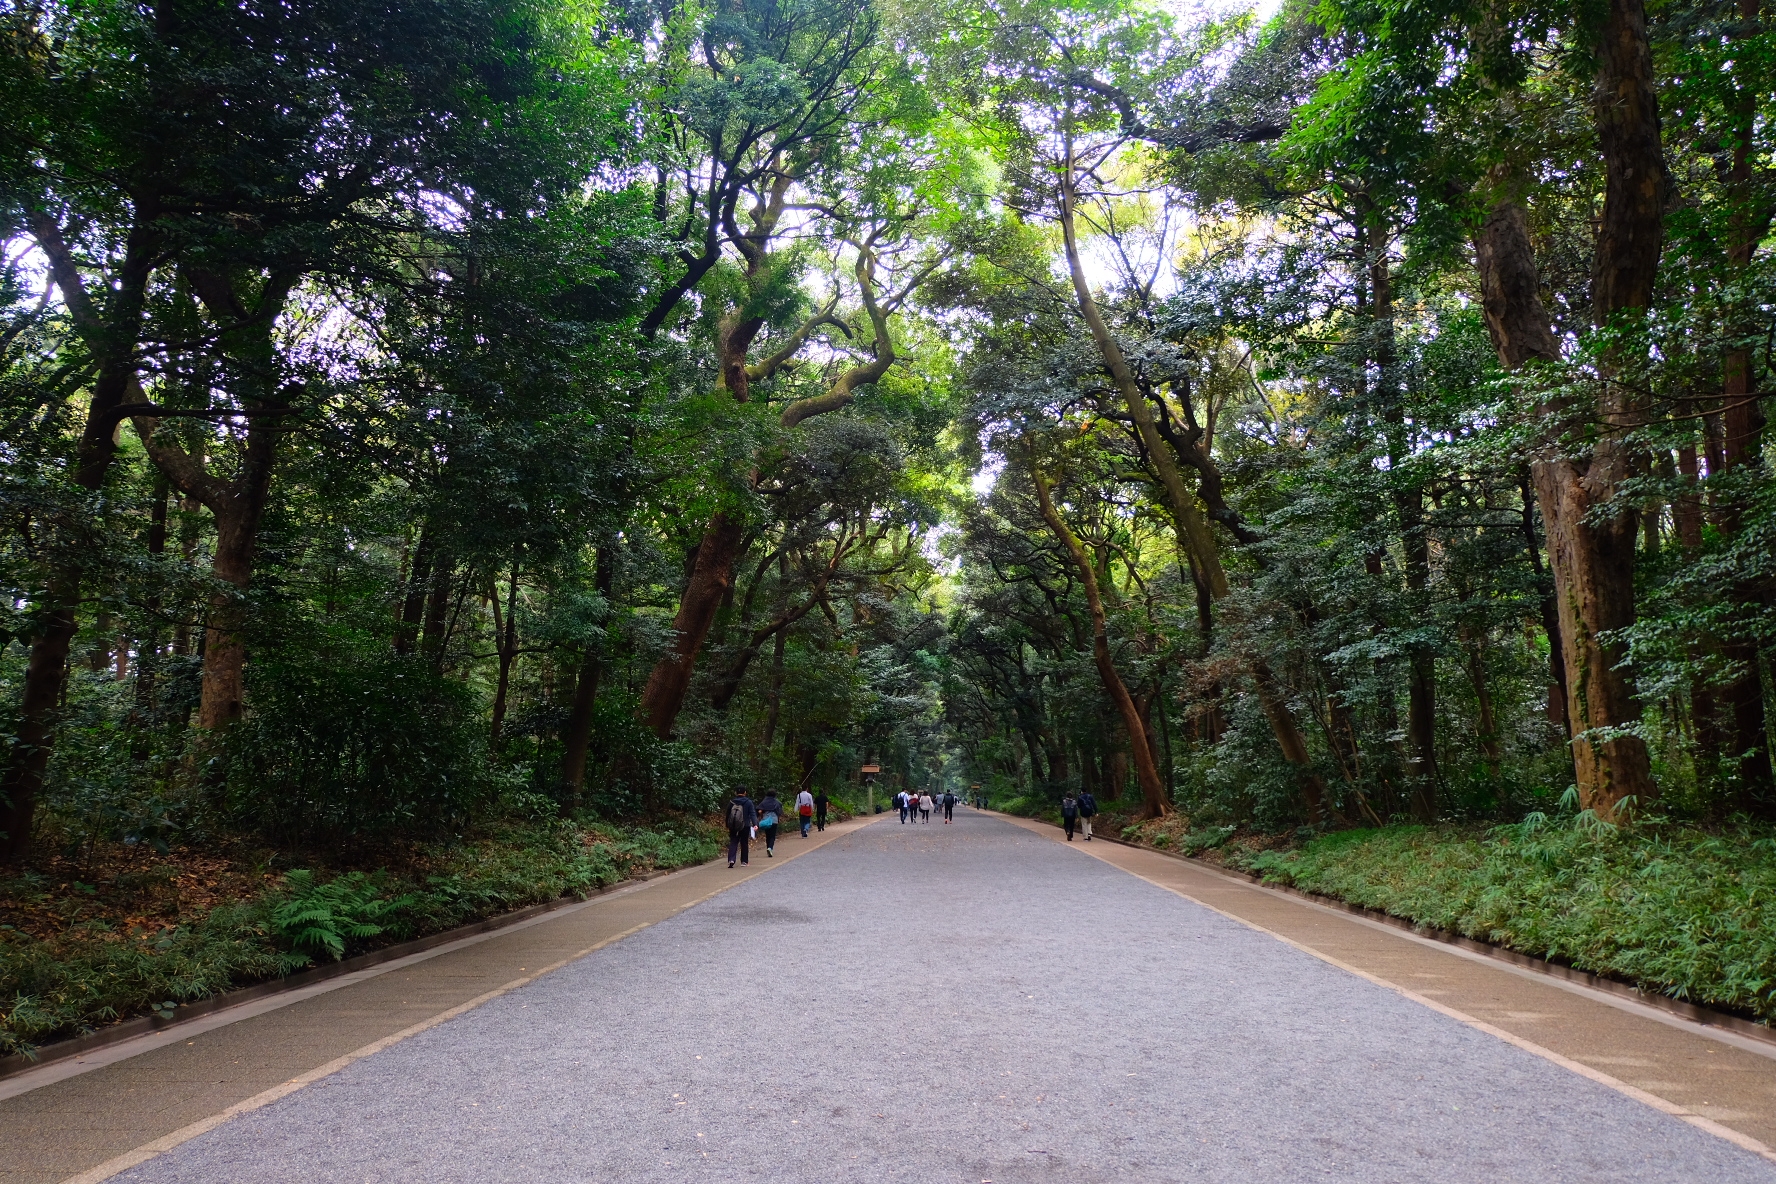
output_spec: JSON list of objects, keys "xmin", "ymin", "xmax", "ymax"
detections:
[
  {"xmin": 1717, "ymin": 0, "xmax": 1775, "ymax": 810},
  {"xmin": 1029, "ymin": 450, "xmax": 1171, "ymax": 818},
  {"xmin": 639, "ymin": 513, "xmax": 747, "ymax": 739},
  {"xmin": 560, "ymin": 547, "xmax": 615, "ymax": 800},
  {"xmin": 1057, "ymin": 130, "xmax": 1323, "ymax": 818},
  {"xmin": 1475, "ymin": 188, "xmax": 1655, "ymax": 819},
  {"xmin": 3, "ymin": 211, "xmax": 160, "ymax": 864},
  {"xmin": 1368, "ymin": 215, "xmax": 1439, "ymax": 819},
  {"xmin": 489, "ymin": 558, "xmax": 520, "ymax": 747},
  {"xmin": 395, "ymin": 529, "xmax": 434, "ymax": 656},
  {"xmin": 1517, "ymin": 468, "xmax": 1571, "ymax": 730}
]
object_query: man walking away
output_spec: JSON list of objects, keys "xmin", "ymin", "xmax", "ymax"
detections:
[
  {"xmin": 1060, "ymin": 793, "xmax": 1079, "ymax": 841},
  {"xmin": 797, "ymin": 787, "xmax": 815, "ymax": 837},
  {"xmin": 757, "ymin": 791, "xmax": 783, "ymax": 856},
  {"xmin": 942, "ymin": 791, "xmax": 956, "ymax": 823},
  {"xmin": 896, "ymin": 790, "xmax": 910, "ymax": 824},
  {"xmin": 1078, "ymin": 789, "xmax": 1096, "ymax": 841},
  {"xmin": 726, "ymin": 789, "xmax": 757, "ymax": 868},
  {"xmin": 814, "ymin": 789, "xmax": 829, "ymax": 832}
]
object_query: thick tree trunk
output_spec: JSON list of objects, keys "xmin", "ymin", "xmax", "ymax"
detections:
[
  {"xmin": 1475, "ymin": 194, "xmax": 1654, "ymax": 819},
  {"xmin": 198, "ymin": 515, "xmax": 257, "ymax": 730},
  {"xmin": 1517, "ymin": 468, "xmax": 1571, "ymax": 729},
  {"xmin": 1030, "ymin": 453, "xmax": 1170, "ymax": 818},
  {"xmin": 639, "ymin": 513, "xmax": 747, "ymax": 739}
]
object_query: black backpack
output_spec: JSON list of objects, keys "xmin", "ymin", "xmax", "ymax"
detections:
[{"xmin": 726, "ymin": 799, "xmax": 748, "ymax": 832}]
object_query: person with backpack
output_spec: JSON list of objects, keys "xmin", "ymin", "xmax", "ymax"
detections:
[
  {"xmin": 796, "ymin": 787, "xmax": 815, "ymax": 837},
  {"xmin": 756, "ymin": 791, "xmax": 783, "ymax": 856},
  {"xmin": 814, "ymin": 789, "xmax": 830, "ymax": 832},
  {"xmin": 1060, "ymin": 792, "xmax": 1080, "ymax": 841},
  {"xmin": 941, "ymin": 790, "xmax": 956, "ymax": 823},
  {"xmin": 1078, "ymin": 789, "xmax": 1097, "ymax": 840},
  {"xmin": 726, "ymin": 790, "xmax": 757, "ymax": 868},
  {"xmin": 896, "ymin": 790, "xmax": 910, "ymax": 824}
]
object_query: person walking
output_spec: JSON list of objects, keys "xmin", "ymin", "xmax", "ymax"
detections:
[
  {"xmin": 814, "ymin": 789, "xmax": 830, "ymax": 832},
  {"xmin": 1060, "ymin": 792, "xmax": 1079, "ymax": 841},
  {"xmin": 896, "ymin": 790, "xmax": 910, "ymax": 824},
  {"xmin": 757, "ymin": 791, "xmax": 783, "ymax": 857},
  {"xmin": 941, "ymin": 790, "xmax": 956, "ymax": 823},
  {"xmin": 796, "ymin": 787, "xmax": 815, "ymax": 837},
  {"xmin": 919, "ymin": 792, "xmax": 934, "ymax": 823},
  {"xmin": 1078, "ymin": 789, "xmax": 1097, "ymax": 841},
  {"xmin": 725, "ymin": 789, "xmax": 757, "ymax": 868}
]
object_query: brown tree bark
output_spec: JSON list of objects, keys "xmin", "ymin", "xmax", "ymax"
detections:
[
  {"xmin": 640, "ymin": 513, "xmax": 747, "ymax": 739},
  {"xmin": 1475, "ymin": 189, "xmax": 1655, "ymax": 819},
  {"xmin": 1029, "ymin": 450, "xmax": 1171, "ymax": 818},
  {"xmin": 488, "ymin": 559, "xmax": 520, "ymax": 747}
]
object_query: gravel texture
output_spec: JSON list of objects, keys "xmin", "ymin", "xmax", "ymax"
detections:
[{"xmin": 115, "ymin": 810, "xmax": 1776, "ymax": 1183}]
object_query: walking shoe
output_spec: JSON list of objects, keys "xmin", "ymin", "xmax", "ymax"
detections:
[
  {"xmin": 729, "ymin": 860, "xmax": 736, "ymax": 867},
  {"xmin": 767, "ymin": 848, "xmax": 773, "ymax": 857}
]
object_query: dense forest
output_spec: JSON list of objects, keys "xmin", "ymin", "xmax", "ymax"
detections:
[{"xmin": 3, "ymin": 0, "xmax": 1776, "ymax": 1040}]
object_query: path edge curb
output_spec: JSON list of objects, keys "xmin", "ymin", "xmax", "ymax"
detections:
[
  {"xmin": 988, "ymin": 808, "xmax": 1776, "ymax": 1050},
  {"xmin": 0, "ymin": 860, "xmax": 708, "ymax": 1083}
]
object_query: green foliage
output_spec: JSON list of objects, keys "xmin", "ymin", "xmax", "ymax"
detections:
[
  {"xmin": 0, "ymin": 818, "xmax": 721, "ymax": 1056},
  {"xmin": 221, "ymin": 654, "xmax": 498, "ymax": 847},
  {"xmin": 270, "ymin": 870, "xmax": 416, "ymax": 962}
]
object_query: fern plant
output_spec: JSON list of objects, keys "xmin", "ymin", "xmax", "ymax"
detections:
[{"xmin": 271, "ymin": 871, "xmax": 415, "ymax": 963}]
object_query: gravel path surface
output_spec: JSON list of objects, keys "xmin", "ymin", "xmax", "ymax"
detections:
[{"xmin": 113, "ymin": 810, "xmax": 1776, "ymax": 1183}]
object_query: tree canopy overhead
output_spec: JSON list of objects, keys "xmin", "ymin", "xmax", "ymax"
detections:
[{"xmin": 3, "ymin": 0, "xmax": 1773, "ymax": 864}]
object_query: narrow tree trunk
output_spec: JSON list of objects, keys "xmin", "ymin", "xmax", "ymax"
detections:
[
  {"xmin": 1517, "ymin": 468, "xmax": 1570, "ymax": 729},
  {"xmin": 1030, "ymin": 452, "xmax": 1170, "ymax": 818},
  {"xmin": 559, "ymin": 548, "xmax": 614, "ymax": 800},
  {"xmin": 489, "ymin": 559, "xmax": 520, "ymax": 747},
  {"xmin": 639, "ymin": 513, "xmax": 746, "ymax": 739}
]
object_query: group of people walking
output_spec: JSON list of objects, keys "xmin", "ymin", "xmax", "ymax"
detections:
[
  {"xmin": 893, "ymin": 789, "xmax": 956, "ymax": 824},
  {"xmin": 1059, "ymin": 790, "xmax": 1097, "ymax": 840},
  {"xmin": 724, "ymin": 786, "xmax": 829, "ymax": 867}
]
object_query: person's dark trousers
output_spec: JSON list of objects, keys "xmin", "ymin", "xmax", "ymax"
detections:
[
  {"xmin": 800, "ymin": 814, "xmax": 811, "ymax": 837},
  {"xmin": 1063, "ymin": 815, "xmax": 1076, "ymax": 840},
  {"xmin": 900, "ymin": 805, "xmax": 909, "ymax": 823},
  {"xmin": 944, "ymin": 804, "xmax": 953, "ymax": 822},
  {"xmin": 727, "ymin": 832, "xmax": 751, "ymax": 865},
  {"xmin": 762, "ymin": 824, "xmax": 778, "ymax": 853},
  {"xmin": 816, "ymin": 808, "xmax": 827, "ymax": 831}
]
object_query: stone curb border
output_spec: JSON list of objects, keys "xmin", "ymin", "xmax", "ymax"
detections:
[
  {"xmin": 0, "ymin": 860, "xmax": 706, "ymax": 1084},
  {"xmin": 994, "ymin": 809, "xmax": 1776, "ymax": 1052}
]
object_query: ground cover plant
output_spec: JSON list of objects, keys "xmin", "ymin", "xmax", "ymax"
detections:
[{"xmin": 0, "ymin": 817, "xmax": 721, "ymax": 1057}]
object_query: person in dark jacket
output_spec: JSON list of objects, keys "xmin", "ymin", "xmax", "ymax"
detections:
[
  {"xmin": 1078, "ymin": 790, "xmax": 1097, "ymax": 841},
  {"xmin": 814, "ymin": 789, "xmax": 830, "ymax": 832},
  {"xmin": 1060, "ymin": 793, "xmax": 1079, "ymax": 841},
  {"xmin": 726, "ymin": 790, "xmax": 757, "ymax": 868},
  {"xmin": 757, "ymin": 792, "xmax": 783, "ymax": 856},
  {"xmin": 941, "ymin": 791, "xmax": 956, "ymax": 823}
]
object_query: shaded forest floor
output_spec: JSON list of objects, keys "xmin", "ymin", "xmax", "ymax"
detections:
[
  {"xmin": 0, "ymin": 815, "xmax": 727, "ymax": 1058},
  {"xmin": 994, "ymin": 797, "xmax": 1776, "ymax": 1027}
]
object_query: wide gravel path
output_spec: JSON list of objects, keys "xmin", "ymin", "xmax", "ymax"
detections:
[{"xmin": 111, "ymin": 810, "xmax": 1776, "ymax": 1183}]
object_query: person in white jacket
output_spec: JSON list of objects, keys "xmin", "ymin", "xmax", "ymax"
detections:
[
  {"xmin": 796, "ymin": 788, "xmax": 815, "ymax": 837},
  {"xmin": 918, "ymin": 792, "xmax": 934, "ymax": 823}
]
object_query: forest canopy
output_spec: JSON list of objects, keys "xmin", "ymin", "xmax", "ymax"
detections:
[{"xmin": 2, "ymin": 0, "xmax": 1773, "ymax": 872}]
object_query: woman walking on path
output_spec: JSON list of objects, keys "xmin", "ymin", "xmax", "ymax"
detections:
[
  {"xmin": 814, "ymin": 789, "xmax": 829, "ymax": 832},
  {"xmin": 1060, "ymin": 792, "xmax": 1079, "ymax": 841},
  {"xmin": 796, "ymin": 787, "xmax": 815, "ymax": 837},
  {"xmin": 919, "ymin": 792, "xmax": 934, "ymax": 823},
  {"xmin": 757, "ymin": 791, "xmax": 783, "ymax": 857},
  {"xmin": 726, "ymin": 789, "xmax": 757, "ymax": 868},
  {"xmin": 1078, "ymin": 790, "xmax": 1096, "ymax": 840}
]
